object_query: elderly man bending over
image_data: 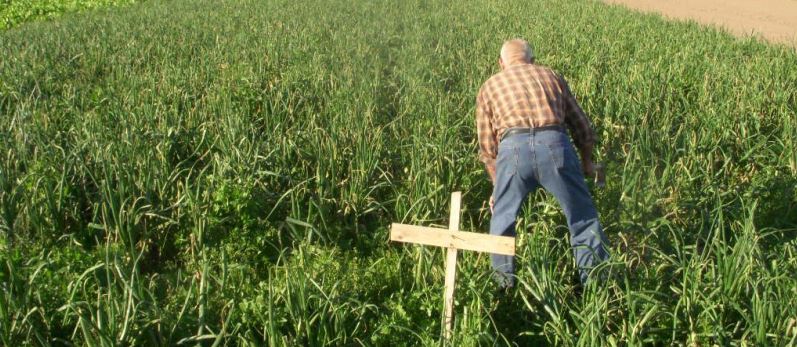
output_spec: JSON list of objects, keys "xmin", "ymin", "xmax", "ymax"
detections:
[{"xmin": 476, "ymin": 39, "xmax": 610, "ymax": 288}]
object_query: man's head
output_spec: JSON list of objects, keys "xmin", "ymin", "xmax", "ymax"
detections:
[{"xmin": 499, "ymin": 39, "xmax": 534, "ymax": 70}]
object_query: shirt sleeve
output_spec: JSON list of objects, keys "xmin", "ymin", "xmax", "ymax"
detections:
[
  {"xmin": 476, "ymin": 86, "xmax": 498, "ymax": 167},
  {"xmin": 560, "ymin": 77, "xmax": 596, "ymax": 152}
]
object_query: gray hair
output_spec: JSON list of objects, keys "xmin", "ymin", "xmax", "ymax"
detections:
[{"xmin": 500, "ymin": 39, "xmax": 534, "ymax": 64}]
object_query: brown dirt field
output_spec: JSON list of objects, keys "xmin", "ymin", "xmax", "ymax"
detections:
[{"xmin": 603, "ymin": 0, "xmax": 797, "ymax": 48}]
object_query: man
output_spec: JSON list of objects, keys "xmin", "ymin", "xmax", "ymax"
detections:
[{"xmin": 476, "ymin": 39, "xmax": 610, "ymax": 288}]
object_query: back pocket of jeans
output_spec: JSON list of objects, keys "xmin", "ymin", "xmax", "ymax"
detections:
[
  {"xmin": 496, "ymin": 144, "xmax": 519, "ymax": 176},
  {"xmin": 545, "ymin": 141, "xmax": 570, "ymax": 170}
]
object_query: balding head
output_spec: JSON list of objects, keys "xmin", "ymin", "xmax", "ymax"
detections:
[{"xmin": 499, "ymin": 39, "xmax": 534, "ymax": 68}]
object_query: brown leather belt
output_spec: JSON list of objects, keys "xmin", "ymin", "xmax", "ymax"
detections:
[{"xmin": 500, "ymin": 125, "xmax": 564, "ymax": 142}]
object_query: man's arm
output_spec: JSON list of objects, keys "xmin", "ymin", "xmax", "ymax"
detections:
[
  {"xmin": 485, "ymin": 165, "xmax": 496, "ymax": 184},
  {"xmin": 476, "ymin": 87, "xmax": 498, "ymax": 184},
  {"xmin": 577, "ymin": 142, "xmax": 595, "ymax": 178},
  {"xmin": 560, "ymin": 77, "xmax": 597, "ymax": 177}
]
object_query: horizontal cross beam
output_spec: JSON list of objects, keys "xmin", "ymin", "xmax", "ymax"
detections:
[{"xmin": 390, "ymin": 223, "xmax": 515, "ymax": 256}]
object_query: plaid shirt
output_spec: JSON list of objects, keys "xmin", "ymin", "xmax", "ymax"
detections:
[{"xmin": 476, "ymin": 64, "xmax": 596, "ymax": 167}]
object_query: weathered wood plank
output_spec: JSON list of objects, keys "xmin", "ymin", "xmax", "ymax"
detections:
[
  {"xmin": 443, "ymin": 192, "xmax": 461, "ymax": 340},
  {"xmin": 443, "ymin": 247, "xmax": 457, "ymax": 339},
  {"xmin": 390, "ymin": 223, "xmax": 515, "ymax": 256},
  {"xmin": 448, "ymin": 191, "xmax": 461, "ymax": 233}
]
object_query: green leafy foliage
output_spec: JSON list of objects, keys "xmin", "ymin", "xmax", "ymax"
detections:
[
  {"xmin": 0, "ymin": 0, "xmax": 137, "ymax": 30},
  {"xmin": 0, "ymin": 0, "xmax": 796, "ymax": 345}
]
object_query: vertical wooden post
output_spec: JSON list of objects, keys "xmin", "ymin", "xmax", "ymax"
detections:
[{"xmin": 443, "ymin": 192, "xmax": 461, "ymax": 340}]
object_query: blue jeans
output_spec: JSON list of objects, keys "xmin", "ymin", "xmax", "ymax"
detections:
[{"xmin": 490, "ymin": 129, "xmax": 610, "ymax": 287}]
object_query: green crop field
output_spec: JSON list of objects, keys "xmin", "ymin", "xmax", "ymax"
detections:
[{"xmin": 1, "ymin": 0, "xmax": 796, "ymax": 345}]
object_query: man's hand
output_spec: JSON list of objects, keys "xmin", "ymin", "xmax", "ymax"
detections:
[
  {"xmin": 486, "ymin": 164, "xmax": 497, "ymax": 184},
  {"xmin": 582, "ymin": 160, "xmax": 596, "ymax": 179},
  {"xmin": 487, "ymin": 164, "xmax": 496, "ymax": 213}
]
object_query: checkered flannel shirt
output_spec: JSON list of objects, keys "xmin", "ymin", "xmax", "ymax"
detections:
[{"xmin": 476, "ymin": 64, "xmax": 596, "ymax": 167}]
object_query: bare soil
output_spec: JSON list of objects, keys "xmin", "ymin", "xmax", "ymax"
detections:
[{"xmin": 604, "ymin": 0, "xmax": 797, "ymax": 48}]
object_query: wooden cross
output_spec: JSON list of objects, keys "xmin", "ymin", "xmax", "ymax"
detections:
[{"xmin": 389, "ymin": 192, "xmax": 516, "ymax": 340}]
